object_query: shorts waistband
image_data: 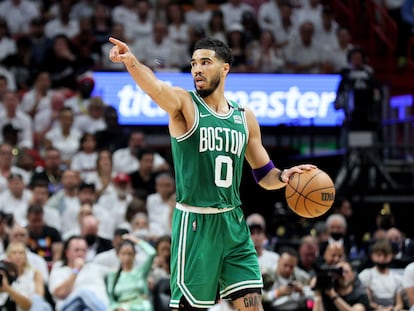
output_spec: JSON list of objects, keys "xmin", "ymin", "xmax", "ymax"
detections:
[{"xmin": 175, "ymin": 203, "xmax": 235, "ymax": 214}]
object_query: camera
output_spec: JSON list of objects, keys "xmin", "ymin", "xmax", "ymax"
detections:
[
  {"xmin": 0, "ymin": 260, "xmax": 17, "ymax": 285},
  {"xmin": 313, "ymin": 264, "xmax": 343, "ymax": 291}
]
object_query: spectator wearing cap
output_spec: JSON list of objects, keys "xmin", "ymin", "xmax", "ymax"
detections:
[
  {"xmin": 64, "ymin": 72, "xmax": 95, "ymax": 116},
  {"xmin": 0, "ymin": 90, "xmax": 33, "ymax": 149},
  {"xmin": 0, "ymin": 173, "xmax": 32, "ymax": 227},
  {"xmin": 96, "ymin": 172, "xmax": 133, "ymax": 234},
  {"xmin": 246, "ymin": 213, "xmax": 280, "ymax": 274}
]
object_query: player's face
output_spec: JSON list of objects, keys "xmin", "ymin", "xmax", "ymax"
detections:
[{"xmin": 191, "ymin": 49, "xmax": 223, "ymax": 98}]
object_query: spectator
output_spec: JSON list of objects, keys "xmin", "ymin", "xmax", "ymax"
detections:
[
  {"xmin": 262, "ymin": 247, "xmax": 313, "ymax": 311},
  {"xmin": 129, "ymin": 148, "xmax": 157, "ymax": 201},
  {"xmin": 62, "ymin": 202, "xmax": 93, "ymax": 241},
  {"xmin": 298, "ymin": 235, "xmax": 319, "ymax": 276},
  {"xmin": 45, "ymin": 169, "xmax": 80, "ymax": 237},
  {"xmin": 0, "ymin": 18, "xmax": 16, "ymax": 63},
  {"xmin": 402, "ymin": 261, "xmax": 414, "ymax": 309},
  {"xmin": 71, "ymin": 16, "xmax": 102, "ymax": 72},
  {"xmin": 0, "ymin": 90, "xmax": 33, "ymax": 149},
  {"xmin": 30, "ymin": 147, "xmax": 64, "ymax": 195},
  {"xmin": 73, "ymin": 96, "xmax": 107, "ymax": 135},
  {"xmin": 284, "ymin": 20, "xmax": 323, "ymax": 73},
  {"xmin": 220, "ymin": 0, "xmax": 255, "ymax": 30},
  {"xmin": 166, "ymin": 2, "xmax": 190, "ymax": 69},
  {"xmin": 113, "ymin": 130, "xmax": 169, "ymax": 175},
  {"xmin": 7, "ymin": 224, "xmax": 49, "ymax": 282},
  {"xmin": 146, "ymin": 172, "xmax": 175, "ymax": 236},
  {"xmin": 0, "ymin": 0, "xmax": 40, "ymax": 37},
  {"xmin": 41, "ymin": 34, "xmax": 80, "ymax": 89},
  {"xmin": 64, "ymin": 72, "xmax": 96, "ymax": 116},
  {"xmin": 0, "ymin": 143, "xmax": 29, "ymax": 194},
  {"xmin": 127, "ymin": 0, "xmax": 154, "ymax": 43},
  {"xmin": 358, "ymin": 239, "xmax": 404, "ymax": 311},
  {"xmin": 319, "ymin": 213, "xmax": 353, "ymax": 259},
  {"xmin": 0, "ymin": 173, "xmax": 32, "ymax": 227},
  {"xmin": 117, "ymin": 197, "xmax": 147, "ymax": 232},
  {"xmin": 320, "ymin": 241, "xmax": 346, "ymax": 267},
  {"xmin": 312, "ymin": 260, "xmax": 370, "ymax": 311},
  {"xmin": 0, "ymin": 212, "xmax": 9, "ymax": 257},
  {"xmin": 44, "ymin": 107, "xmax": 81, "ymax": 167},
  {"xmin": 149, "ymin": 234, "xmax": 171, "ymax": 288},
  {"xmin": 3, "ymin": 241, "xmax": 53, "ymax": 311},
  {"xmin": 85, "ymin": 149, "xmax": 116, "ymax": 202},
  {"xmin": 90, "ymin": 3, "xmax": 113, "ymax": 46},
  {"xmin": 322, "ymin": 27, "xmax": 354, "ymax": 73},
  {"xmin": 79, "ymin": 214, "xmax": 112, "ymax": 262},
  {"xmin": 273, "ymin": 1, "xmax": 297, "ymax": 50},
  {"xmin": 33, "ymin": 91, "xmax": 66, "ymax": 150},
  {"xmin": 226, "ymin": 23, "xmax": 250, "ymax": 73},
  {"xmin": 130, "ymin": 212, "xmax": 162, "ymax": 244},
  {"xmin": 97, "ymin": 172, "xmax": 134, "ymax": 231},
  {"xmin": 131, "ymin": 20, "xmax": 182, "ymax": 72},
  {"xmin": 314, "ymin": 5, "xmax": 339, "ymax": 55},
  {"xmin": 70, "ymin": 0, "xmax": 95, "ymax": 21},
  {"xmin": 26, "ymin": 204, "xmax": 63, "ymax": 267},
  {"xmin": 44, "ymin": 0, "xmax": 79, "ymax": 40},
  {"xmin": 185, "ymin": 0, "xmax": 212, "ymax": 32},
  {"xmin": 27, "ymin": 17, "xmax": 53, "ymax": 69},
  {"xmin": 334, "ymin": 46, "xmax": 382, "ymax": 133},
  {"xmin": 206, "ymin": 9, "xmax": 227, "ymax": 44},
  {"xmin": 246, "ymin": 213, "xmax": 280, "ymax": 274},
  {"xmin": 95, "ymin": 105, "xmax": 129, "ymax": 153},
  {"xmin": 28, "ymin": 180, "xmax": 61, "ymax": 232},
  {"xmin": 48, "ymin": 235, "xmax": 109, "ymax": 311},
  {"xmin": 112, "ymin": 0, "xmax": 139, "ymax": 43},
  {"xmin": 105, "ymin": 234, "xmax": 156, "ymax": 311},
  {"xmin": 257, "ymin": 0, "xmax": 281, "ymax": 36},
  {"xmin": 20, "ymin": 71, "xmax": 53, "ymax": 119},
  {"xmin": 250, "ymin": 29, "xmax": 285, "ymax": 73},
  {"xmin": 70, "ymin": 133, "xmax": 98, "ymax": 182}
]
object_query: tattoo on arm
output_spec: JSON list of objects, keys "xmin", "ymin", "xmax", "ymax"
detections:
[{"xmin": 244, "ymin": 296, "xmax": 260, "ymax": 308}]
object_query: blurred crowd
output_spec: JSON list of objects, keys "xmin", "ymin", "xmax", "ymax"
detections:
[{"xmin": 0, "ymin": 0, "xmax": 413, "ymax": 310}]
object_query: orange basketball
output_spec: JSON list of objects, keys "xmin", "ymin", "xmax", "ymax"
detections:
[{"xmin": 285, "ymin": 168, "xmax": 335, "ymax": 218}]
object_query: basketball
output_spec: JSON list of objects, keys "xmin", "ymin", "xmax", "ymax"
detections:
[{"xmin": 285, "ymin": 168, "xmax": 335, "ymax": 218}]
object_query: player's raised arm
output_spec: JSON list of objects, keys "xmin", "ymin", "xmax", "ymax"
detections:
[{"xmin": 108, "ymin": 37, "xmax": 188, "ymax": 117}]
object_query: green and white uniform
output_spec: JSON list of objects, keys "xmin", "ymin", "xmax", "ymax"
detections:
[{"xmin": 169, "ymin": 91, "xmax": 263, "ymax": 309}]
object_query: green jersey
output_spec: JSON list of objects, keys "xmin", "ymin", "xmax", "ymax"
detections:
[{"xmin": 171, "ymin": 91, "xmax": 249, "ymax": 208}]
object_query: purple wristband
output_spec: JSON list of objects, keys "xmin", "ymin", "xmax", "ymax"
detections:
[{"xmin": 252, "ymin": 160, "xmax": 275, "ymax": 183}]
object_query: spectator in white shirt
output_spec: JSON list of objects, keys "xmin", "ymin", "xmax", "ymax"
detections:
[
  {"xmin": 0, "ymin": 0, "xmax": 40, "ymax": 37},
  {"xmin": 0, "ymin": 90, "xmax": 33, "ymax": 149},
  {"xmin": 70, "ymin": 133, "xmax": 98, "ymax": 182}
]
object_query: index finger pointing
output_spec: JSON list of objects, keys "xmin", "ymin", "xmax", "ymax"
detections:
[{"xmin": 109, "ymin": 36, "xmax": 126, "ymax": 47}]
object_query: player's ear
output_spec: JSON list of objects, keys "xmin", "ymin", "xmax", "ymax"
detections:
[{"xmin": 222, "ymin": 63, "xmax": 230, "ymax": 76}]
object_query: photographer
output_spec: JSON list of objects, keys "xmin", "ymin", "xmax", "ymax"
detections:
[
  {"xmin": 262, "ymin": 247, "xmax": 314, "ymax": 311},
  {"xmin": 312, "ymin": 261, "xmax": 370, "ymax": 311}
]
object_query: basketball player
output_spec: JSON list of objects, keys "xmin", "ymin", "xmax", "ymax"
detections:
[{"xmin": 109, "ymin": 36, "xmax": 316, "ymax": 311}]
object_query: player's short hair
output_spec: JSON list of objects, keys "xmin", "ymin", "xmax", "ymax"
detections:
[{"xmin": 193, "ymin": 37, "xmax": 233, "ymax": 65}]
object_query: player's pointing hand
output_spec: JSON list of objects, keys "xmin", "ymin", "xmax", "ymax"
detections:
[{"xmin": 109, "ymin": 37, "xmax": 132, "ymax": 64}]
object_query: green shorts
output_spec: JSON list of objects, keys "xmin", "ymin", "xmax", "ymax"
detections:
[{"xmin": 169, "ymin": 204, "xmax": 263, "ymax": 309}]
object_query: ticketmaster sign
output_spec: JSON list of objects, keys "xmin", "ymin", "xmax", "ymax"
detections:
[{"xmin": 92, "ymin": 72, "xmax": 344, "ymax": 126}]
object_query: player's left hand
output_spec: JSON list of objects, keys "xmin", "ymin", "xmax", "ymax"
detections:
[{"xmin": 281, "ymin": 164, "xmax": 317, "ymax": 182}]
